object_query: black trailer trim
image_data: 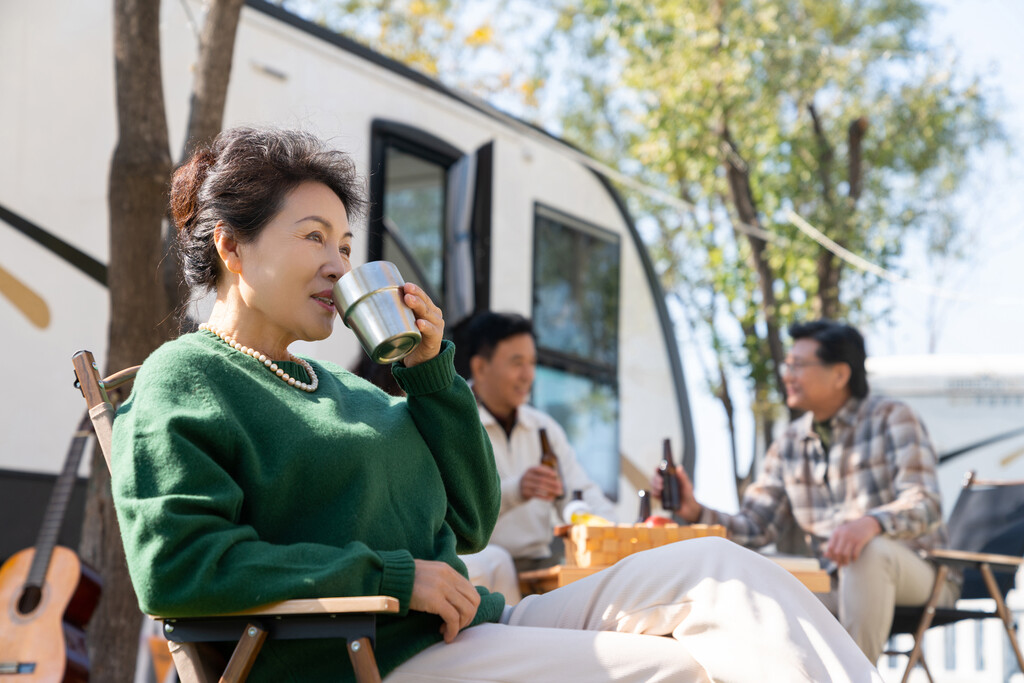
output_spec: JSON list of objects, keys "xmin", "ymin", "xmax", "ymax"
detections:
[
  {"xmin": 471, "ymin": 142, "xmax": 493, "ymax": 314},
  {"xmin": 0, "ymin": 468, "xmax": 89, "ymax": 563},
  {"xmin": 366, "ymin": 119, "xmax": 464, "ymax": 268},
  {"xmin": 0, "ymin": 204, "xmax": 107, "ymax": 286}
]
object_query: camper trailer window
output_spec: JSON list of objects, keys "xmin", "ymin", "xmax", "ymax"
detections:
[
  {"xmin": 381, "ymin": 147, "xmax": 446, "ymax": 298},
  {"xmin": 532, "ymin": 209, "xmax": 620, "ymax": 366},
  {"xmin": 531, "ymin": 205, "xmax": 621, "ymax": 500},
  {"xmin": 533, "ymin": 365, "xmax": 620, "ymax": 499}
]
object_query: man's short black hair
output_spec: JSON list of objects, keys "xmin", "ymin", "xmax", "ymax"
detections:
[
  {"xmin": 456, "ymin": 313, "xmax": 536, "ymax": 376},
  {"xmin": 788, "ymin": 319, "xmax": 869, "ymax": 399}
]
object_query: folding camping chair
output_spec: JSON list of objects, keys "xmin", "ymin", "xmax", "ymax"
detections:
[
  {"xmin": 72, "ymin": 350, "xmax": 398, "ymax": 683},
  {"xmin": 887, "ymin": 470, "xmax": 1024, "ymax": 683}
]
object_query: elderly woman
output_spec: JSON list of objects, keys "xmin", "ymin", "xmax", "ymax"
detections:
[{"xmin": 111, "ymin": 127, "xmax": 881, "ymax": 682}]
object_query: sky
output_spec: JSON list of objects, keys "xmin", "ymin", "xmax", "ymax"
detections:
[{"xmin": 866, "ymin": 0, "xmax": 1024, "ymax": 358}]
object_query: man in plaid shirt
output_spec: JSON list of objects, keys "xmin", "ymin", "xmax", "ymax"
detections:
[{"xmin": 659, "ymin": 320, "xmax": 959, "ymax": 663}]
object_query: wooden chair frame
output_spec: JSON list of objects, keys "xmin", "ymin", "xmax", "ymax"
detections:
[
  {"xmin": 888, "ymin": 472, "xmax": 1024, "ymax": 683},
  {"xmin": 72, "ymin": 350, "xmax": 398, "ymax": 683}
]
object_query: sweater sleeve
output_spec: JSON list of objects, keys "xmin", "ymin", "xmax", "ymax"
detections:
[
  {"xmin": 392, "ymin": 341, "xmax": 500, "ymax": 554},
  {"xmin": 700, "ymin": 439, "xmax": 792, "ymax": 548},
  {"xmin": 111, "ymin": 353, "xmax": 416, "ymax": 618}
]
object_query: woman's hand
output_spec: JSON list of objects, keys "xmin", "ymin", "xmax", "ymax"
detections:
[
  {"xmin": 400, "ymin": 282, "xmax": 444, "ymax": 368},
  {"xmin": 409, "ymin": 559, "xmax": 481, "ymax": 643}
]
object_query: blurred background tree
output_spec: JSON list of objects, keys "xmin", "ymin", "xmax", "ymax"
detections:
[
  {"xmin": 528, "ymin": 0, "xmax": 1006, "ymax": 491},
  {"xmin": 283, "ymin": 0, "xmax": 1005, "ymax": 491}
]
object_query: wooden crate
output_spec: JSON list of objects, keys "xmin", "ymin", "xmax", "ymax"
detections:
[{"xmin": 562, "ymin": 523, "xmax": 726, "ymax": 568}]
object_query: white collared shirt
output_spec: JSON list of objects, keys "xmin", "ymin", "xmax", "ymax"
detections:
[{"xmin": 478, "ymin": 402, "xmax": 617, "ymax": 559}]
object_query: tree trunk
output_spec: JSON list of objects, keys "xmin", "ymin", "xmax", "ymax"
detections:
[
  {"xmin": 108, "ymin": 0, "xmax": 174, "ymax": 369},
  {"xmin": 82, "ymin": 1, "xmax": 246, "ymax": 679},
  {"xmin": 847, "ymin": 117, "xmax": 868, "ymax": 203},
  {"xmin": 719, "ymin": 123, "xmax": 787, "ymax": 401},
  {"xmin": 710, "ymin": 0, "xmax": 788, "ymax": 491},
  {"xmin": 81, "ymin": 1, "xmax": 172, "ymax": 681},
  {"xmin": 816, "ymin": 251, "xmax": 842, "ymax": 320}
]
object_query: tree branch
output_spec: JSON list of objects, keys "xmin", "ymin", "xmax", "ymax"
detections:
[
  {"xmin": 182, "ymin": 0, "xmax": 247, "ymax": 159},
  {"xmin": 169, "ymin": 0, "xmax": 247, "ymax": 321},
  {"xmin": 807, "ymin": 102, "xmax": 843, "ymax": 319},
  {"xmin": 808, "ymin": 102, "xmax": 835, "ymax": 207},
  {"xmin": 718, "ymin": 122, "xmax": 787, "ymax": 403},
  {"xmin": 847, "ymin": 116, "xmax": 868, "ymax": 202}
]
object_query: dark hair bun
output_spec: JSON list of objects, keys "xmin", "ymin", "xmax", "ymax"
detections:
[{"xmin": 170, "ymin": 148, "xmax": 217, "ymax": 236}]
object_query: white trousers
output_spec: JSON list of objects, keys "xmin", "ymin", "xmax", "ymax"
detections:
[
  {"xmin": 388, "ymin": 537, "xmax": 881, "ymax": 682},
  {"xmin": 460, "ymin": 544, "xmax": 523, "ymax": 605},
  {"xmin": 818, "ymin": 536, "xmax": 959, "ymax": 664}
]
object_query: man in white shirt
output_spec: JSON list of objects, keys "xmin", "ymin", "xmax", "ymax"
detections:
[{"xmin": 461, "ymin": 311, "xmax": 617, "ymax": 572}]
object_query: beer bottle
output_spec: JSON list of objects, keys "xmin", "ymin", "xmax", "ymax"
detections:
[
  {"xmin": 636, "ymin": 489, "xmax": 651, "ymax": 524},
  {"xmin": 539, "ymin": 428, "xmax": 558, "ymax": 469},
  {"xmin": 658, "ymin": 438, "xmax": 681, "ymax": 512},
  {"xmin": 538, "ymin": 428, "xmax": 565, "ymax": 500}
]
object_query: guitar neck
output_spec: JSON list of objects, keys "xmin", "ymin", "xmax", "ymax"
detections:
[{"xmin": 25, "ymin": 413, "xmax": 91, "ymax": 588}]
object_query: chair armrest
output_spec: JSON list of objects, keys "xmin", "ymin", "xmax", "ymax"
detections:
[
  {"xmin": 152, "ymin": 596, "xmax": 400, "ymax": 621},
  {"xmin": 222, "ymin": 596, "xmax": 400, "ymax": 617},
  {"xmin": 926, "ymin": 548, "xmax": 1022, "ymax": 573},
  {"xmin": 152, "ymin": 596, "xmax": 401, "ymax": 645}
]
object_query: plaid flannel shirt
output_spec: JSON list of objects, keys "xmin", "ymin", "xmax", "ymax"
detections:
[{"xmin": 700, "ymin": 394, "xmax": 953, "ymax": 575}]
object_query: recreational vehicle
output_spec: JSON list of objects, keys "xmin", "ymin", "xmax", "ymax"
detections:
[
  {"xmin": 0, "ymin": 0, "xmax": 694, "ymax": 560},
  {"xmin": 868, "ymin": 355, "xmax": 1024, "ymax": 682},
  {"xmin": 867, "ymin": 354, "xmax": 1024, "ymax": 514}
]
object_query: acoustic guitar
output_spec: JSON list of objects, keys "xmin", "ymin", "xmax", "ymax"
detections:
[{"xmin": 0, "ymin": 414, "xmax": 101, "ymax": 682}]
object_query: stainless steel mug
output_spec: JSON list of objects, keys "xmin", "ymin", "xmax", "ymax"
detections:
[{"xmin": 333, "ymin": 261, "xmax": 422, "ymax": 364}]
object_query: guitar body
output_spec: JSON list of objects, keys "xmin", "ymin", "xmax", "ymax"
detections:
[{"xmin": 0, "ymin": 546, "xmax": 101, "ymax": 682}]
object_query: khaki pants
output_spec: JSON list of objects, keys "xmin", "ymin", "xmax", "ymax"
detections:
[
  {"xmin": 817, "ymin": 536, "xmax": 959, "ymax": 664},
  {"xmin": 388, "ymin": 537, "xmax": 880, "ymax": 682}
]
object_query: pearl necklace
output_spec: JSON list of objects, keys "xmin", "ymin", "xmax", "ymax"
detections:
[{"xmin": 199, "ymin": 323, "xmax": 318, "ymax": 393}]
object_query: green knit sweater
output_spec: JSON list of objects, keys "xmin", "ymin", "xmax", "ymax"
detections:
[{"xmin": 111, "ymin": 332, "xmax": 504, "ymax": 681}]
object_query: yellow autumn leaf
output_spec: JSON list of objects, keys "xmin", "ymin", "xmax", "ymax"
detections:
[
  {"xmin": 520, "ymin": 79, "xmax": 540, "ymax": 107},
  {"xmin": 465, "ymin": 24, "xmax": 493, "ymax": 47}
]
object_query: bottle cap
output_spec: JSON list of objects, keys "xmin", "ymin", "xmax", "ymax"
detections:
[{"xmin": 562, "ymin": 497, "xmax": 591, "ymax": 525}]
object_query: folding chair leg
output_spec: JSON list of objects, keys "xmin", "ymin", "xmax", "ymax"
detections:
[
  {"xmin": 168, "ymin": 641, "xmax": 217, "ymax": 683},
  {"xmin": 348, "ymin": 637, "xmax": 382, "ymax": 683},
  {"xmin": 219, "ymin": 623, "xmax": 268, "ymax": 683},
  {"xmin": 916, "ymin": 654, "xmax": 934, "ymax": 683},
  {"xmin": 901, "ymin": 565, "xmax": 948, "ymax": 683},
  {"xmin": 979, "ymin": 563, "xmax": 1024, "ymax": 674}
]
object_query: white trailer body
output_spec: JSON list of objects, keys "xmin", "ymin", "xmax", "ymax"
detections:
[{"xmin": 0, "ymin": 1, "xmax": 694, "ymax": 558}]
